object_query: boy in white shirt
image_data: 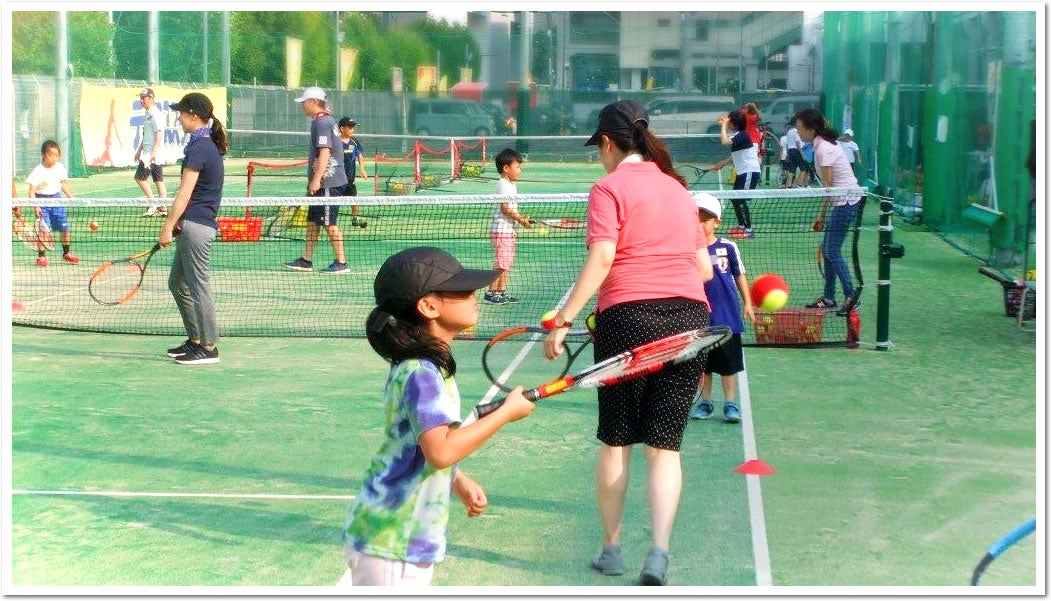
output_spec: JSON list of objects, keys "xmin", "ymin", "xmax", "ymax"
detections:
[
  {"xmin": 484, "ymin": 148, "xmax": 531, "ymax": 304},
  {"xmin": 135, "ymin": 87, "xmax": 168, "ymax": 217},
  {"xmin": 840, "ymin": 128, "xmax": 862, "ymax": 178},
  {"xmin": 25, "ymin": 140, "xmax": 79, "ymax": 267}
]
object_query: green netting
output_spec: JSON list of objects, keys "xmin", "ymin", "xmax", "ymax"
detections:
[{"xmin": 823, "ymin": 11, "xmax": 1036, "ymax": 276}]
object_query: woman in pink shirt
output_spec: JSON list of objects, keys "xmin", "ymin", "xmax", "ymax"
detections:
[
  {"xmin": 793, "ymin": 108, "xmax": 863, "ymax": 316},
  {"xmin": 543, "ymin": 100, "xmax": 714, "ymax": 586}
]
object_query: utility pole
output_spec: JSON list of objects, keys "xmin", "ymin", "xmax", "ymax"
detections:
[
  {"xmin": 56, "ymin": 11, "xmax": 69, "ymax": 158},
  {"xmin": 148, "ymin": 11, "xmax": 159, "ymax": 83},
  {"xmin": 221, "ymin": 12, "xmax": 230, "ymax": 85},
  {"xmin": 335, "ymin": 11, "xmax": 342, "ymax": 91},
  {"xmin": 679, "ymin": 12, "xmax": 688, "ymax": 92},
  {"xmin": 202, "ymin": 12, "xmax": 208, "ymax": 83}
]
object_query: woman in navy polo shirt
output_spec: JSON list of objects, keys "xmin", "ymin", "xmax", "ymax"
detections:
[{"xmin": 160, "ymin": 92, "xmax": 228, "ymax": 365}]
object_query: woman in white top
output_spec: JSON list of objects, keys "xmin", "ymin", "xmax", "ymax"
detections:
[{"xmin": 793, "ymin": 108, "xmax": 862, "ymax": 316}]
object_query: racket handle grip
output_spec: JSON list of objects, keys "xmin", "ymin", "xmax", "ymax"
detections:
[
  {"xmin": 475, "ymin": 400, "xmax": 504, "ymax": 419},
  {"xmin": 474, "ymin": 389, "xmax": 541, "ymax": 420}
]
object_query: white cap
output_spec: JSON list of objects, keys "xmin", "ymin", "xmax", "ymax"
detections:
[
  {"xmin": 294, "ymin": 86, "xmax": 326, "ymax": 103},
  {"xmin": 843, "ymin": 128, "xmax": 854, "ymax": 137},
  {"xmin": 695, "ymin": 193, "xmax": 722, "ymax": 220}
]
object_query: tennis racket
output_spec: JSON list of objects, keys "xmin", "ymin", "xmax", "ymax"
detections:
[
  {"xmin": 530, "ymin": 218, "xmax": 586, "ymax": 229},
  {"xmin": 88, "ymin": 242, "xmax": 166, "ymax": 305},
  {"xmin": 34, "ymin": 217, "xmax": 55, "ymax": 251},
  {"xmin": 970, "ymin": 518, "xmax": 1036, "ymax": 585},
  {"xmin": 681, "ymin": 165, "xmax": 710, "ymax": 188},
  {"xmin": 472, "ymin": 325, "xmax": 732, "ymax": 420},
  {"xmin": 12, "ymin": 215, "xmax": 39, "ymax": 251},
  {"xmin": 482, "ymin": 326, "xmax": 594, "ymax": 393}
]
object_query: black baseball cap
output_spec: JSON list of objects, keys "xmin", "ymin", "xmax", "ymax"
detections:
[
  {"xmin": 170, "ymin": 92, "xmax": 214, "ymax": 118},
  {"xmin": 374, "ymin": 247, "xmax": 497, "ymax": 315},
  {"xmin": 584, "ymin": 100, "xmax": 649, "ymax": 146},
  {"xmin": 338, "ymin": 117, "xmax": 359, "ymax": 128}
]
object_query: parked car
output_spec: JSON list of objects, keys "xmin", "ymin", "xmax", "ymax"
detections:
[
  {"xmin": 408, "ymin": 99, "xmax": 497, "ymax": 137},
  {"xmin": 643, "ymin": 96, "xmax": 737, "ymax": 136},
  {"xmin": 760, "ymin": 95, "xmax": 822, "ymax": 134}
]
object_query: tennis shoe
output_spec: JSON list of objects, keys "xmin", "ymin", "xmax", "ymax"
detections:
[
  {"xmin": 501, "ymin": 292, "xmax": 519, "ymax": 303},
  {"xmin": 723, "ymin": 402, "xmax": 742, "ymax": 423},
  {"xmin": 166, "ymin": 340, "xmax": 198, "ymax": 358},
  {"xmin": 836, "ymin": 297, "xmax": 860, "ymax": 317},
  {"xmin": 591, "ymin": 545, "xmax": 624, "ymax": 576},
  {"xmin": 321, "ymin": 261, "xmax": 350, "ymax": 274},
  {"xmin": 175, "ymin": 345, "xmax": 219, "ymax": 365},
  {"xmin": 284, "ymin": 257, "xmax": 313, "ymax": 272},
  {"xmin": 483, "ymin": 291, "xmax": 505, "ymax": 304},
  {"xmin": 690, "ymin": 400, "xmax": 714, "ymax": 420},
  {"xmin": 36, "ymin": 256, "xmax": 48, "ymax": 267},
  {"xmin": 62, "ymin": 251, "xmax": 80, "ymax": 264},
  {"xmin": 639, "ymin": 547, "xmax": 669, "ymax": 585},
  {"xmin": 805, "ymin": 297, "xmax": 838, "ymax": 310},
  {"xmin": 351, "ymin": 216, "xmax": 368, "ymax": 229}
]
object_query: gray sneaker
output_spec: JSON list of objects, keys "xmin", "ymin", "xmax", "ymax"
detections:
[
  {"xmin": 591, "ymin": 545, "xmax": 624, "ymax": 576},
  {"xmin": 284, "ymin": 257, "xmax": 313, "ymax": 272},
  {"xmin": 639, "ymin": 547, "xmax": 668, "ymax": 585}
]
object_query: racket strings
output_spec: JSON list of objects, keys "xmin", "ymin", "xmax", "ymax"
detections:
[
  {"xmin": 578, "ymin": 328, "xmax": 731, "ymax": 388},
  {"xmin": 89, "ymin": 263, "xmax": 145, "ymax": 305},
  {"xmin": 483, "ymin": 330, "xmax": 587, "ymax": 392}
]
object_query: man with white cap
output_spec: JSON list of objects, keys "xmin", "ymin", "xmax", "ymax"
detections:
[
  {"xmin": 284, "ymin": 86, "xmax": 351, "ymax": 274},
  {"xmin": 840, "ymin": 128, "xmax": 862, "ymax": 179},
  {"xmin": 135, "ymin": 87, "xmax": 168, "ymax": 217}
]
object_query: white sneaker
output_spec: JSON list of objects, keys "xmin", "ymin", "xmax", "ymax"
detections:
[{"xmin": 142, "ymin": 207, "xmax": 157, "ymax": 217}]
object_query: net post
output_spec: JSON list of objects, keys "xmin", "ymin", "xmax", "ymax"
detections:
[
  {"xmin": 414, "ymin": 140, "xmax": 422, "ymax": 186},
  {"xmin": 482, "ymin": 138, "xmax": 488, "ymax": 164},
  {"xmin": 246, "ymin": 162, "xmax": 255, "ymax": 197},
  {"xmin": 875, "ymin": 188, "xmax": 905, "ymax": 350},
  {"xmin": 451, "ymin": 138, "xmax": 459, "ymax": 180}
]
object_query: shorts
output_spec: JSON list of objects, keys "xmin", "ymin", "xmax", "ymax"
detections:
[
  {"xmin": 37, "ymin": 197, "xmax": 71, "ymax": 233},
  {"xmin": 307, "ymin": 186, "xmax": 345, "ymax": 226},
  {"xmin": 134, "ymin": 161, "xmax": 164, "ymax": 182},
  {"xmin": 593, "ymin": 297, "xmax": 710, "ymax": 451},
  {"xmin": 490, "ymin": 232, "xmax": 516, "ymax": 271},
  {"xmin": 786, "ymin": 149, "xmax": 804, "ymax": 173},
  {"xmin": 702, "ymin": 333, "xmax": 744, "ymax": 376},
  {"xmin": 340, "ymin": 549, "xmax": 433, "ymax": 587},
  {"xmin": 342, "ymin": 182, "xmax": 358, "ymax": 197}
]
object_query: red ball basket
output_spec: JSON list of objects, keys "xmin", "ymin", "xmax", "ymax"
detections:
[{"xmin": 754, "ymin": 308, "xmax": 826, "ymax": 345}]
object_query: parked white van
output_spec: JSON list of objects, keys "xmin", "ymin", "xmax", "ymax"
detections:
[
  {"xmin": 762, "ymin": 95, "xmax": 821, "ymax": 134},
  {"xmin": 644, "ymin": 96, "xmax": 737, "ymax": 136}
]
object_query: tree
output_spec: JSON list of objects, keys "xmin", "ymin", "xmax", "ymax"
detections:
[{"xmin": 13, "ymin": 12, "xmax": 114, "ymax": 78}]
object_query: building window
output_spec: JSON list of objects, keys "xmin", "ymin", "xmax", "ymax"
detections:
[
  {"xmin": 651, "ymin": 49, "xmax": 680, "ymax": 61},
  {"xmin": 695, "ymin": 20, "xmax": 709, "ymax": 41},
  {"xmin": 657, "ymin": 18, "xmax": 671, "ymax": 27}
]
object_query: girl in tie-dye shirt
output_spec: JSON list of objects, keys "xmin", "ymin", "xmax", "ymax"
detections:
[{"xmin": 339, "ymin": 247, "xmax": 535, "ymax": 587}]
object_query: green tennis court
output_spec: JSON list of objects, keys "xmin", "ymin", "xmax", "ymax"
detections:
[{"xmin": 9, "ymin": 200, "xmax": 1037, "ymax": 588}]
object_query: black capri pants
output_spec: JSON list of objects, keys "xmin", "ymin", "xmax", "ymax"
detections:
[{"xmin": 593, "ymin": 297, "xmax": 710, "ymax": 451}]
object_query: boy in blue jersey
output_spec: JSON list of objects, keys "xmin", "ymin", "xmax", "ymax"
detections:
[
  {"xmin": 690, "ymin": 194, "xmax": 756, "ymax": 423},
  {"xmin": 338, "ymin": 117, "xmax": 369, "ymax": 229}
]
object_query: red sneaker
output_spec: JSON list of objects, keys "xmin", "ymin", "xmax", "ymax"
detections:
[
  {"xmin": 36, "ymin": 256, "xmax": 49, "ymax": 267},
  {"xmin": 63, "ymin": 251, "xmax": 80, "ymax": 264}
]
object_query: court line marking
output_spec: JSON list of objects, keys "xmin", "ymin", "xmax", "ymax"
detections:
[
  {"xmin": 11, "ymin": 489, "xmax": 356, "ymax": 501},
  {"xmin": 738, "ymin": 363, "xmax": 773, "ymax": 586}
]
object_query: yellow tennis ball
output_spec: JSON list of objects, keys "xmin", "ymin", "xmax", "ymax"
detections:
[
  {"xmin": 759, "ymin": 289, "xmax": 789, "ymax": 311},
  {"xmin": 586, "ymin": 313, "xmax": 597, "ymax": 332},
  {"xmin": 536, "ymin": 225, "xmax": 549, "ymax": 237},
  {"xmin": 540, "ymin": 310, "xmax": 558, "ymax": 330}
]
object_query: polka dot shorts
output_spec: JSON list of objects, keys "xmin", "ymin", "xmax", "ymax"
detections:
[{"xmin": 593, "ymin": 297, "xmax": 710, "ymax": 451}]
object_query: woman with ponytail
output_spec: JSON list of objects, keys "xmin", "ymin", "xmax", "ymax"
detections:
[
  {"xmin": 160, "ymin": 92, "xmax": 227, "ymax": 364},
  {"xmin": 542, "ymin": 100, "xmax": 714, "ymax": 586},
  {"xmin": 793, "ymin": 107, "xmax": 863, "ymax": 316}
]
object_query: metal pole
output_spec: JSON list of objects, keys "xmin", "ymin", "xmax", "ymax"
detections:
[
  {"xmin": 335, "ymin": 11, "xmax": 341, "ymax": 91},
  {"xmin": 221, "ymin": 12, "xmax": 231, "ymax": 86},
  {"xmin": 56, "ymin": 11, "xmax": 70, "ymax": 156},
  {"xmin": 202, "ymin": 12, "xmax": 209, "ymax": 83},
  {"xmin": 875, "ymin": 192, "xmax": 905, "ymax": 350},
  {"xmin": 148, "ymin": 11, "xmax": 159, "ymax": 83},
  {"xmin": 679, "ymin": 12, "xmax": 687, "ymax": 92}
]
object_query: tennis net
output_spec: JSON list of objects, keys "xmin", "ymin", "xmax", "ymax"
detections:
[{"xmin": 11, "ymin": 187, "xmax": 866, "ymax": 346}]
